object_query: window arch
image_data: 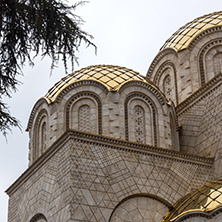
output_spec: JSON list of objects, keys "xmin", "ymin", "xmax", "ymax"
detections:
[
  {"xmin": 109, "ymin": 195, "xmax": 170, "ymax": 222},
  {"xmin": 65, "ymin": 92, "xmax": 102, "ymax": 134},
  {"xmin": 153, "ymin": 62, "xmax": 178, "ymax": 105},
  {"xmin": 33, "ymin": 110, "xmax": 48, "ymax": 162},
  {"xmin": 29, "ymin": 213, "xmax": 47, "ymax": 222},
  {"xmin": 199, "ymin": 40, "xmax": 222, "ymax": 85},
  {"xmin": 125, "ymin": 94, "xmax": 158, "ymax": 146}
]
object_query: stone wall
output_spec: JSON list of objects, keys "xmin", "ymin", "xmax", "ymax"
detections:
[
  {"xmin": 177, "ymin": 77, "xmax": 222, "ymax": 159},
  {"xmin": 7, "ymin": 131, "xmax": 213, "ymax": 222}
]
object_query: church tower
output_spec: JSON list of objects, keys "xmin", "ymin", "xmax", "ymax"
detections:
[{"xmin": 6, "ymin": 11, "xmax": 222, "ymax": 222}]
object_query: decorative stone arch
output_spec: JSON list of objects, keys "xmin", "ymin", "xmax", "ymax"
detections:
[
  {"xmin": 53, "ymin": 79, "xmax": 109, "ymax": 103},
  {"xmin": 153, "ymin": 61, "xmax": 178, "ymax": 105},
  {"xmin": 70, "ymin": 98, "xmax": 97, "ymax": 134},
  {"xmin": 129, "ymin": 100, "xmax": 152, "ymax": 145},
  {"xmin": 119, "ymin": 80, "xmax": 166, "ymax": 106},
  {"xmin": 33, "ymin": 109, "xmax": 49, "ymax": 162},
  {"xmin": 198, "ymin": 39, "xmax": 222, "ymax": 85},
  {"xmin": 125, "ymin": 93, "xmax": 158, "ymax": 146},
  {"xmin": 26, "ymin": 98, "xmax": 49, "ymax": 131},
  {"xmin": 147, "ymin": 48, "xmax": 178, "ymax": 79},
  {"xmin": 109, "ymin": 194, "xmax": 172, "ymax": 222},
  {"xmin": 29, "ymin": 213, "xmax": 47, "ymax": 222},
  {"xmin": 65, "ymin": 92, "xmax": 102, "ymax": 134},
  {"xmin": 187, "ymin": 26, "xmax": 222, "ymax": 51}
]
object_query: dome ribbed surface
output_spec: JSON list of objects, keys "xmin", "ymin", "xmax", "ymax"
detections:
[
  {"xmin": 161, "ymin": 11, "xmax": 222, "ymax": 51},
  {"xmin": 45, "ymin": 65, "xmax": 151, "ymax": 103},
  {"xmin": 163, "ymin": 179, "xmax": 222, "ymax": 221}
]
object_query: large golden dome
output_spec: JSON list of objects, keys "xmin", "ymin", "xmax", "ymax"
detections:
[
  {"xmin": 44, "ymin": 65, "xmax": 153, "ymax": 103},
  {"xmin": 163, "ymin": 179, "xmax": 222, "ymax": 221},
  {"xmin": 161, "ymin": 11, "xmax": 222, "ymax": 52}
]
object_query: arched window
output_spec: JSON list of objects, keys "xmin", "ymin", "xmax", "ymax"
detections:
[
  {"xmin": 201, "ymin": 44, "xmax": 222, "ymax": 84},
  {"xmin": 33, "ymin": 111, "xmax": 48, "ymax": 162},
  {"xmin": 78, "ymin": 104, "xmax": 91, "ymax": 132},
  {"xmin": 134, "ymin": 105, "xmax": 146, "ymax": 143},
  {"xmin": 163, "ymin": 74, "xmax": 172, "ymax": 101},
  {"xmin": 110, "ymin": 196, "xmax": 170, "ymax": 222},
  {"xmin": 213, "ymin": 53, "xmax": 222, "ymax": 74},
  {"xmin": 40, "ymin": 122, "xmax": 47, "ymax": 154},
  {"xmin": 154, "ymin": 63, "xmax": 178, "ymax": 104},
  {"xmin": 37, "ymin": 117, "xmax": 47, "ymax": 157},
  {"xmin": 30, "ymin": 213, "xmax": 47, "ymax": 222},
  {"xmin": 126, "ymin": 97, "xmax": 155, "ymax": 146}
]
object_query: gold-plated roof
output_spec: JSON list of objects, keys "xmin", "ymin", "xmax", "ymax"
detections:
[
  {"xmin": 161, "ymin": 11, "xmax": 222, "ymax": 52},
  {"xmin": 163, "ymin": 180, "xmax": 222, "ymax": 221},
  {"xmin": 45, "ymin": 65, "xmax": 151, "ymax": 103}
]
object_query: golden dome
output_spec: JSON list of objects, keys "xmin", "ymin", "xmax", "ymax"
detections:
[
  {"xmin": 45, "ymin": 65, "xmax": 152, "ymax": 103},
  {"xmin": 161, "ymin": 11, "xmax": 222, "ymax": 52},
  {"xmin": 163, "ymin": 179, "xmax": 222, "ymax": 221}
]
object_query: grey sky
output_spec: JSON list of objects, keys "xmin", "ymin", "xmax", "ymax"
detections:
[{"xmin": 1, "ymin": 1, "xmax": 221, "ymax": 221}]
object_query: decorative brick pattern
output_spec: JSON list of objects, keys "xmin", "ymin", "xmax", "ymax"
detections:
[
  {"xmin": 78, "ymin": 105, "xmax": 91, "ymax": 132},
  {"xmin": 134, "ymin": 106, "xmax": 145, "ymax": 143},
  {"xmin": 178, "ymin": 84, "xmax": 222, "ymax": 158},
  {"xmin": 6, "ymin": 134, "xmax": 213, "ymax": 221}
]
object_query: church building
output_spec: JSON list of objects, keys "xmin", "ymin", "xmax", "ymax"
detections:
[{"xmin": 6, "ymin": 11, "xmax": 222, "ymax": 222}]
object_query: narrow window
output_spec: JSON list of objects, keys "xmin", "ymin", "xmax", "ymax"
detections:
[
  {"xmin": 213, "ymin": 53, "xmax": 222, "ymax": 74},
  {"xmin": 40, "ymin": 122, "xmax": 47, "ymax": 154},
  {"xmin": 134, "ymin": 106, "xmax": 145, "ymax": 143},
  {"xmin": 78, "ymin": 105, "xmax": 90, "ymax": 132},
  {"xmin": 163, "ymin": 75, "xmax": 172, "ymax": 100}
]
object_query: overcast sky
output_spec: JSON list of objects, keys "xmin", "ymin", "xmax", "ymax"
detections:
[{"xmin": 1, "ymin": 0, "xmax": 222, "ymax": 221}]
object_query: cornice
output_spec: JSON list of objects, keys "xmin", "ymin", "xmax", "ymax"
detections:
[{"xmin": 6, "ymin": 129, "xmax": 214, "ymax": 196}]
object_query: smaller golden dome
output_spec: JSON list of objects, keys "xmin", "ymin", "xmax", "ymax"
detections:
[
  {"xmin": 44, "ymin": 65, "xmax": 152, "ymax": 103},
  {"xmin": 161, "ymin": 11, "xmax": 222, "ymax": 52},
  {"xmin": 163, "ymin": 180, "xmax": 222, "ymax": 221}
]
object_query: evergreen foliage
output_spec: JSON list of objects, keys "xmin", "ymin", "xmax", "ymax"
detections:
[{"xmin": 0, "ymin": 0, "xmax": 95, "ymax": 136}]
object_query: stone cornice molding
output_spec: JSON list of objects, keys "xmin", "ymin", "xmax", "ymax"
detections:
[
  {"xmin": 176, "ymin": 73, "xmax": 222, "ymax": 115},
  {"xmin": 6, "ymin": 130, "xmax": 213, "ymax": 196}
]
